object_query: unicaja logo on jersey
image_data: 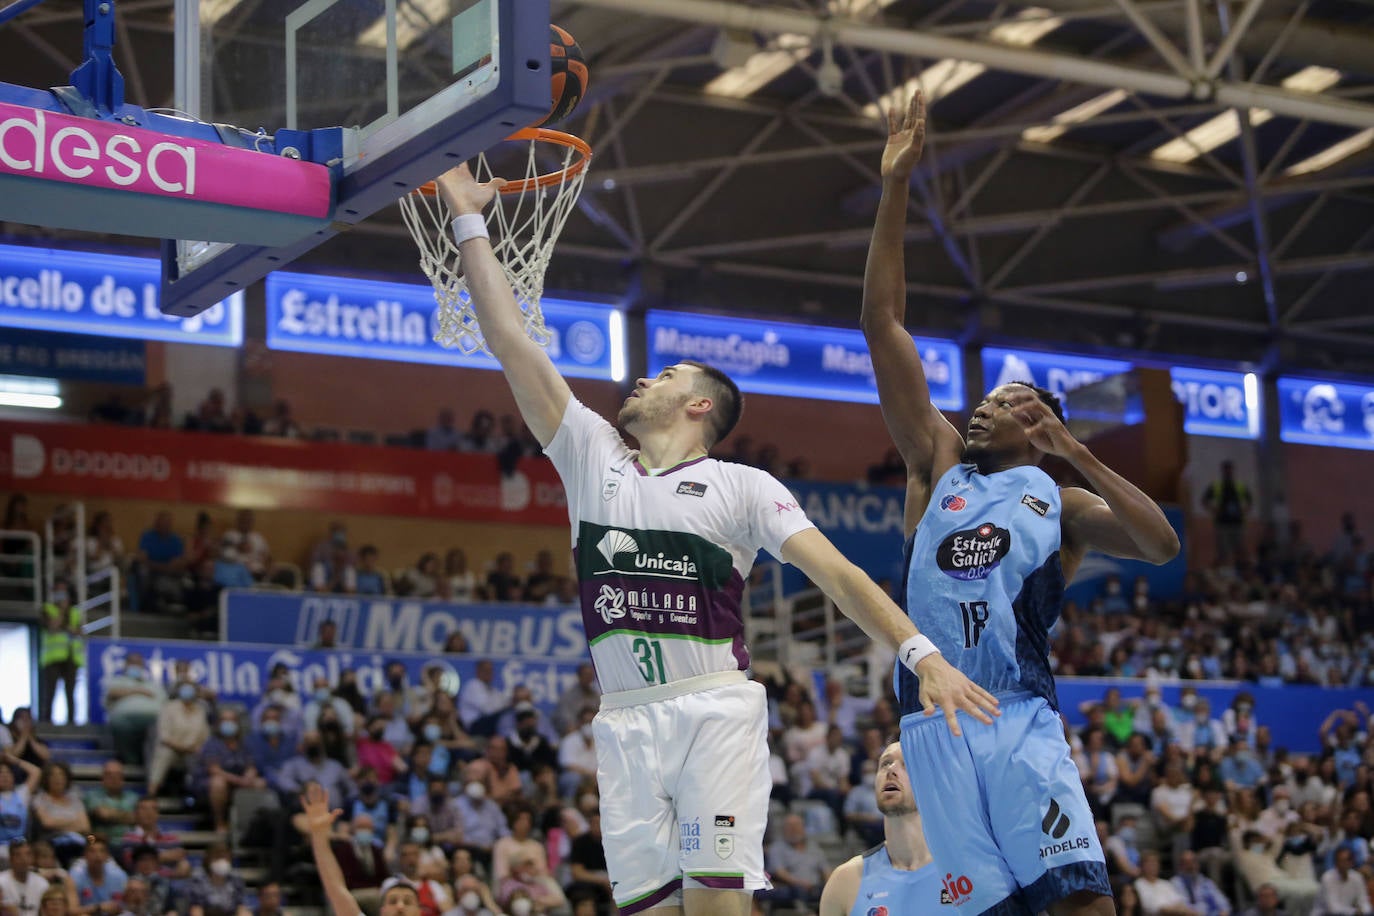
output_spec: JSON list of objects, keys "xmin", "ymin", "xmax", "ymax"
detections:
[
  {"xmin": 936, "ymin": 523, "xmax": 1011, "ymax": 580},
  {"xmin": 597, "ymin": 530, "xmax": 640, "ymax": 566},
  {"xmin": 593, "ymin": 584, "xmax": 626, "ymax": 624}
]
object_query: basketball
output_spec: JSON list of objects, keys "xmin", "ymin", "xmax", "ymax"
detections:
[{"xmin": 539, "ymin": 25, "xmax": 588, "ymax": 127}]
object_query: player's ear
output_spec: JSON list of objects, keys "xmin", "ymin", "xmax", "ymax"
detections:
[{"xmin": 685, "ymin": 395, "xmax": 713, "ymax": 421}]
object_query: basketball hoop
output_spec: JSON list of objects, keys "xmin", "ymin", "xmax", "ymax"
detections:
[{"xmin": 400, "ymin": 127, "xmax": 592, "ymax": 354}]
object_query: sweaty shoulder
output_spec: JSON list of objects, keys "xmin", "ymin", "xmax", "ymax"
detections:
[{"xmin": 819, "ymin": 854, "xmax": 864, "ymax": 916}]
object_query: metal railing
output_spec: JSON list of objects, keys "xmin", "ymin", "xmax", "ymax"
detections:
[
  {"xmin": 42, "ymin": 502, "xmax": 86, "ymax": 605},
  {"xmin": 0, "ymin": 528, "xmax": 41, "ymax": 612},
  {"xmin": 79, "ymin": 566, "xmax": 121, "ymax": 639}
]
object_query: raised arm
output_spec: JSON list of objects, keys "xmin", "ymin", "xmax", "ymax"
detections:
[
  {"xmin": 862, "ymin": 92, "xmax": 963, "ymax": 531},
  {"xmin": 300, "ymin": 783, "xmax": 362, "ymax": 916},
  {"xmin": 433, "ymin": 165, "xmax": 571, "ymax": 447},
  {"xmin": 780, "ymin": 527, "xmax": 998, "ymax": 736}
]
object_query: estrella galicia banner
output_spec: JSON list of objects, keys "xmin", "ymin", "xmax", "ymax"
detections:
[
  {"xmin": 222, "ymin": 590, "xmax": 588, "ymax": 656},
  {"xmin": 1169, "ymin": 367, "xmax": 1259, "ymax": 440},
  {"xmin": 981, "ymin": 346, "xmax": 1131, "ymax": 399},
  {"xmin": 646, "ymin": 309, "xmax": 964, "ymax": 410},
  {"xmin": 0, "ymin": 242, "xmax": 243, "ymax": 346},
  {"xmin": 86, "ymin": 637, "xmax": 585, "ymax": 725},
  {"xmin": 0, "ymin": 328, "xmax": 145, "ymax": 385},
  {"xmin": 1277, "ymin": 375, "xmax": 1374, "ymax": 451},
  {"xmin": 265, "ymin": 272, "xmax": 622, "ymax": 381}
]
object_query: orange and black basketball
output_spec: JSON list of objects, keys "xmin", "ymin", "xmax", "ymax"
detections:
[{"xmin": 539, "ymin": 25, "xmax": 588, "ymax": 127}]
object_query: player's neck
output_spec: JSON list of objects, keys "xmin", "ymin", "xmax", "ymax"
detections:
[
  {"xmin": 884, "ymin": 814, "xmax": 932, "ymax": 870},
  {"xmin": 634, "ymin": 426, "xmax": 708, "ymax": 472}
]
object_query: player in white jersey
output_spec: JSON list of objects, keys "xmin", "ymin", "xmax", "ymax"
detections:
[
  {"xmin": 433, "ymin": 165, "xmax": 999, "ymax": 916},
  {"xmin": 820, "ymin": 743, "xmax": 941, "ymax": 916}
]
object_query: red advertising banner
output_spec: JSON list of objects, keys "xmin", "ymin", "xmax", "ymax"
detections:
[{"xmin": 0, "ymin": 420, "xmax": 569, "ymax": 525}]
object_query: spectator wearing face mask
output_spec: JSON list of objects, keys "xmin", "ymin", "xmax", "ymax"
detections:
[
  {"xmin": 449, "ymin": 875, "xmax": 497, "ymax": 916},
  {"xmin": 349, "ymin": 770, "xmax": 389, "ymax": 836},
  {"xmin": 100, "ymin": 655, "xmax": 163, "ymax": 768},
  {"xmin": 303, "ymin": 679, "xmax": 355, "ymax": 737},
  {"xmin": 247, "ymin": 707, "xmax": 294, "ymax": 790},
  {"xmin": 184, "ymin": 844, "xmax": 244, "ymax": 916},
  {"xmin": 146, "ymin": 682, "xmax": 210, "ymax": 799},
  {"xmin": 1179, "ymin": 698, "xmax": 1225, "ymax": 760},
  {"xmin": 454, "ymin": 768, "xmax": 509, "ymax": 871},
  {"xmin": 194, "ymin": 710, "xmax": 265, "ymax": 834},
  {"xmin": 327, "ymin": 813, "xmax": 387, "ymax": 911},
  {"xmin": 354, "ymin": 719, "xmax": 404, "ymax": 789},
  {"xmin": 274, "ymin": 734, "xmax": 355, "ymax": 816},
  {"xmin": 411, "ymin": 780, "xmax": 464, "ymax": 849}
]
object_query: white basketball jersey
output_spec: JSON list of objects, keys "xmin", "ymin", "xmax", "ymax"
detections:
[{"xmin": 544, "ymin": 399, "xmax": 815, "ymax": 693}]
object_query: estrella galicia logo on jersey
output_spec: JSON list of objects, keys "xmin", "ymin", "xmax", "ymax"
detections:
[
  {"xmin": 593, "ymin": 584, "xmax": 626, "ymax": 624},
  {"xmin": 1021, "ymin": 493, "xmax": 1050, "ymax": 517},
  {"xmin": 677, "ymin": 481, "xmax": 708, "ymax": 498},
  {"xmin": 714, "ymin": 815, "xmax": 735, "ymax": 828},
  {"xmin": 940, "ymin": 494, "xmax": 967, "ymax": 512},
  {"xmin": 936, "ymin": 523, "xmax": 1011, "ymax": 580}
]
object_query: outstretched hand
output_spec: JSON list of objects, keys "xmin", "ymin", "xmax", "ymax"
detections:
[
  {"xmin": 1007, "ymin": 387, "xmax": 1080, "ymax": 458},
  {"xmin": 881, "ymin": 90, "xmax": 926, "ymax": 179},
  {"xmin": 433, "ymin": 163, "xmax": 507, "ymax": 216},
  {"xmin": 916, "ymin": 654, "xmax": 999, "ymax": 737},
  {"xmin": 300, "ymin": 782, "xmax": 341, "ymax": 837}
]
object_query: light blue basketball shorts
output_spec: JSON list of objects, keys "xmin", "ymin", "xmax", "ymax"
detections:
[{"xmin": 899, "ymin": 693, "xmax": 1111, "ymax": 916}]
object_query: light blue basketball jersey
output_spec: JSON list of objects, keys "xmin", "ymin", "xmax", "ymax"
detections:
[
  {"xmin": 849, "ymin": 843, "xmax": 943, "ymax": 916},
  {"xmin": 896, "ymin": 463, "xmax": 1065, "ymax": 716}
]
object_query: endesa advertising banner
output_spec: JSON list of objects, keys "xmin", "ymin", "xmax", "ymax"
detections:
[
  {"xmin": 0, "ymin": 420, "xmax": 569, "ymax": 525},
  {"xmin": 222, "ymin": 590, "xmax": 587, "ymax": 657},
  {"xmin": 86, "ymin": 637, "xmax": 586, "ymax": 725},
  {"xmin": 646, "ymin": 310, "xmax": 964, "ymax": 410}
]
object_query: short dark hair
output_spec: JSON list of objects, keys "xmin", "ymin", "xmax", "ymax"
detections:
[
  {"xmin": 1004, "ymin": 379, "xmax": 1066, "ymax": 425},
  {"xmin": 681, "ymin": 360, "xmax": 743, "ymax": 449}
]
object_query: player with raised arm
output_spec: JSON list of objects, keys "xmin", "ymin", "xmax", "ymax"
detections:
[
  {"xmin": 431, "ymin": 163, "xmax": 999, "ymax": 916},
  {"xmin": 300, "ymin": 782, "xmax": 421, "ymax": 916},
  {"xmin": 819, "ymin": 743, "xmax": 941, "ymax": 916},
  {"xmin": 861, "ymin": 92, "xmax": 1180, "ymax": 916}
]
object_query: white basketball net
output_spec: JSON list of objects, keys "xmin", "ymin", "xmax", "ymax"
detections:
[{"xmin": 399, "ymin": 132, "xmax": 590, "ymax": 354}]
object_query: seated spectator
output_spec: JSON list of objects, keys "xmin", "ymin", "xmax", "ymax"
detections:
[
  {"xmin": 501, "ymin": 705, "xmax": 558, "ymax": 776},
  {"xmin": 1, "ymin": 837, "xmax": 50, "ymax": 916},
  {"xmin": 195, "ymin": 709, "xmax": 263, "ymax": 833},
  {"xmin": 1232, "ymin": 829, "xmax": 1318, "ymax": 915},
  {"xmin": 519, "ymin": 552, "xmax": 558, "ymax": 604},
  {"xmin": 1075, "ymin": 726, "xmax": 1119, "ymax": 817},
  {"xmin": 29, "ymin": 765, "xmax": 89, "ymax": 867},
  {"xmin": 303, "ymin": 679, "xmax": 355, "ymax": 737},
  {"xmin": 354, "ymin": 547, "xmax": 390, "ymax": 596},
  {"xmin": 842, "ymin": 758, "xmax": 883, "ymax": 847},
  {"xmin": 100, "ymin": 656, "xmax": 163, "ymax": 767},
  {"xmin": 68, "ymin": 838, "xmax": 126, "ymax": 916},
  {"xmin": 765, "ymin": 814, "xmax": 829, "ymax": 912},
  {"xmin": 459, "ymin": 411, "xmax": 499, "ymax": 453},
  {"xmin": 389, "ymin": 844, "xmax": 444, "ymax": 916},
  {"xmin": 120, "ymin": 799, "xmax": 184, "ymax": 873},
  {"xmin": 350, "ymin": 773, "xmax": 389, "ymax": 834},
  {"xmin": 556, "ymin": 709, "xmax": 598, "ymax": 800},
  {"xmin": 252, "ymin": 882, "xmax": 282, "ymax": 916},
  {"xmin": 28, "ymin": 844, "xmax": 74, "ymax": 916},
  {"xmin": 246, "ymin": 707, "xmax": 295, "ymax": 790},
  {"xmin": 316, "ymin": 709, "xmax": 354, "ymax": 769},
  {"xmin": 562, "ymin": 813, "xmax": 611, "ymax": 910},
  {"xmin": 482, "ymin": 554, "xmax": 523, "ymax": 603},
  {"xmin": 426, "ymin": 409, "xmax": 463, "ymax": 451},
  {"xmin": 496, "ymin": 852, "xmax": 565, "ymax": 914},
  {"xmin": 1316, "ymin": 847, "xmax": 1370, "ymax": 916},
  {"xmin": 116, "ymin": 877, "xmax": 154, "ymax": 916},
  {"xmin": 82, "ymin": 762, "xmax": 137, "ymax": 844},
  {"xmin": 1191, "ymin": 786, "xmax": 1231, "ymax": 891},
  {"xmin": 130, "ymin": 513, "xmax": 185, "ymax": 615},
  {"xmin": 1116, "ymin": 733, "xmax": 1157, "ymax": 806},
  {"xmin": 260, "ymin": 401, "xmax": 300, "ymax": 439},
  {"xmin": 818, "ymin": 676, "xmax": 865, "ymax": 740},
  {"xmin": 491, "ymin": 806, "xmax": 545, "ymax": 886},
  {"xmin": 467, "ymin": 738, "xmax": 521, "ymax": 807},
  {"xmin": 457, "ymin": 661, "xmax": 508, "ymax": 739},
  {"xmin": 450, "ymin": 875, "xmax": 498, "ymax": 916},
  {"xmin": 309, "ymin": 532, "xmax": 356, "ymax": 594},
  {"xmin": 328, "ymin": 813, "xmax": 387, "ymax": 893},
  {"xmin": 444, "ymin": 549, "xmax": 478, "ymax": 604},
  {"xmin": 354, "ymin": 719, "xmax": 404, "ymax": 789},
  {"xmin": 183, "ymin": 844, "xmax": 245, "ymax": 916},
  {"xmin": 1239, "ymin": 882, "xmax": 1285, "ymax": 916},
  {"xmin": 182, "ymin": 559, "xmax": 222, "ymax": 638},
  {"xmin": 1220, "ymin": 737, "xmax": 1267, "ymax": 793},
  {"xmin": 184, "ymin": 389, "xmax": 232, "ymax": 433},
  {"xmin": 551, "ymin": 666, "xmax": 598, "ymax": 740},
  {"xmin": 455, "ymin": 769, "xmax": 509, "ymax": 868},
  {"xmin": 274, "ymin": 735, "xmax": 355, "ymax": 816},
  {"xmin": 783, "ymin": 701, "xmax": 828, "ymax": 773},
  {"xmin": 146, "ymin": 680, "xmax": 209, "ymax": 799},
  {"xmin": 411, "ymin": 779, "xmax": 464, "ymax": 848},
  {"xmin": 803, "ymin": 725, "xmax": 850, "ymax": 830},
  {"xmin": 37, "ymin": 887, "xmax": 68, "ymax": 916},
  {"xmin": 123, "ymin": 847, "xmax": 174, "ymax": 915},
  {"xmin": 1180, "ymin": 699, "xmax": 1226, "ymax": 760},
  {"xmin": 219, "ymin": 511, "xmax": 270, "ymax": 582},
  {"xmin": 396, "ymin": 555, "xmax": 442, "ymax": 600},
  {"xmin": 1152, "ymin": 761, "xmax": 1196, "ymax": 864},
  {"xmin": 1171, "ymin": 850, "xmax": 1230, "ymax": 916},
  {"xmin": 0, "ymin": 752, "xmax": 40, "ymax": 853},
  {"xmin": 370, "ymin": 692, "xmax": 412, "ymax": 756},
  {"xmin": 84, "ymin": 513, "xmax": 126, "ymax": 586},
  {"xmin": 1101, "ymin": 816, "xmax": 1141, "ymax": 884},
  {"xmin": 1134, "ymin": 851, "xmax": 1197, "ymax": 916}
]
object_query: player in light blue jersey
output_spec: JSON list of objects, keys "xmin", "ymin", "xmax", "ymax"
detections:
[
  {"xmin": 860, "ymin": 93, "xmax": 1180, "ymax": 916},
  {"xmin": 820, "ymin": 743, "xmax": 943, "ymax": 916}
]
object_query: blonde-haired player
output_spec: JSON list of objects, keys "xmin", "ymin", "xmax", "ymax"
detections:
[{"xmin": 820, "ymin": 743, "xmax": 942, "ymax": 916}]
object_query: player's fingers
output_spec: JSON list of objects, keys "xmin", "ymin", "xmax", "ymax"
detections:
[
  {"xmin": 961, "ymin": 694, "xmax": 995, "ymax": 726},
  {"xmin": 911, "ymin": 89, "xmax": 924, "ymax": 127},
  {"xmin": 888, "ymin": 104, "xmax": 899, "ymax": 135},
  {"xmin": 943, "ymin": 702, "xmax": 963, "ymax": 737}
]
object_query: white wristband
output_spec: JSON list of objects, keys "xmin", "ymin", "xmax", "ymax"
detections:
[
  {"xmin": 898, "ymin": 633, "xmax": 940, "ymax": 672},
  {"xmin": 450, "ymin": 212, "xmax": 489, "ymax": 245}
]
